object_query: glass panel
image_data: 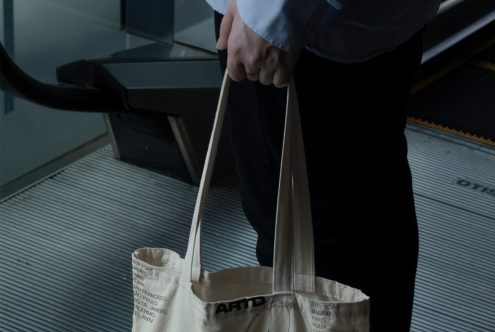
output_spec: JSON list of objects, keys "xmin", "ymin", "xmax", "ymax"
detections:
[
  {"xmin": 0, "ymin": 0, "xmax": 126, "ymax": 188},
  {"xmin": 0, "ymin": 0, "xmax": 219, "ymax": 193},
  {"xmin": 174, "ymin": 0, "xmax": 216, "ymax": 52}
]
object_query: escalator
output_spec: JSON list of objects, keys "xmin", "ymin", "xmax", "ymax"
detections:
[{"xmin": 1, "ymin": 1, "xmax": 494, "ymax": 331}]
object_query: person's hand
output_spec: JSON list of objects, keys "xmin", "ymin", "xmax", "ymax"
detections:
[{"xmin": 216, "ymin": 0, "xmax": 299, "ymax": 87}]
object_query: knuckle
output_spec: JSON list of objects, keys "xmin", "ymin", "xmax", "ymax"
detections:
[
  {"xmin": 267, "ymin": 55, "xmax": 280, "ymax": 67},
  {"xmin": 266, "ymin": 49, "xmax": 281, "ymax": 67},
  {"xmin": 247, "ymin": 51, "xmax": 263, "ymax": 68},
  {"xmin": 229, "ymin": 71, "xmax": 242, "ymax": 82},
  {"xmin": 227, "ymin": 66, "xmax": 240, "ymax": 82},
  {"xmin": 229, "ymin": 46, "xmax": 241, "ymax": 57}
]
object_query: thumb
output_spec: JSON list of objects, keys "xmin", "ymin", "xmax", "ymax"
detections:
[{"xmin": 216, "ymin": 2, "xmax": 235, "ymax": 50}]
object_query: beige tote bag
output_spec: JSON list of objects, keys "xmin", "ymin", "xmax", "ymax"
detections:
[{"xmin": 132, "ymin": 73, "xmax": 370, "ymax": 331}]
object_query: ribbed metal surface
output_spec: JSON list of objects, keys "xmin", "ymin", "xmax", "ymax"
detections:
[
  {"xmin": 0, "ymin": 146, "xmax": 257, "ymax": 332},
  {"xmin": 1, "ymin": 128, "xmax": 494, "ymax": 331},
  {"xmin": 407, "ymin": 127, "xmax": 495, "ymax": 332}
]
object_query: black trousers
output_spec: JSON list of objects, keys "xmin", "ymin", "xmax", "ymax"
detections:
[{"xmin": 215, "ymin": 13, "xmax": 424, "ymax": 332}]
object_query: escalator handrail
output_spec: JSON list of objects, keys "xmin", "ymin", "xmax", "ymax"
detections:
[{"xmin": 0, "ymin": 42, "xmax": 126, "ymax": 113}]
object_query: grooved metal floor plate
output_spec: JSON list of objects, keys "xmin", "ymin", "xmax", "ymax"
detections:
[
  {"xmin": 407, "ymin": 127, "xmax": 495, "ymax": 332},
  {"xmin": 1, "ymin": 127, "xmax": 494, "ymax": 332},
  {"xmin": 0, "ymin": 148, "xmax": 257, "ymax": 332}
]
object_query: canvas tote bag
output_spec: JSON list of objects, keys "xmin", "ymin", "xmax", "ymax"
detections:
[{"xmin": 132, "ymin": 72, "xmax": 370, "ymax": 331}]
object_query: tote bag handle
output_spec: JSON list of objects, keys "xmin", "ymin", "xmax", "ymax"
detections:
[{"xmin": 183, "ymin": 72, "xmax": 315, "ymax": 294}]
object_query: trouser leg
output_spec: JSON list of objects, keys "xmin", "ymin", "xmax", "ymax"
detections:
[{"xmin": 215, "ymin": 12, "xmax": 423, "ymax": 331}]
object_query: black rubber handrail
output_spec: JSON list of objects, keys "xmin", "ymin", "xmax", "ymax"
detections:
[{"xmin": 0, "ymin": 42, "xmax": 126, "ymax": 113}]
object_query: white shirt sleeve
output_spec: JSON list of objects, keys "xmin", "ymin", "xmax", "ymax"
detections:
[{"xmin": 235, "ymin": 0, "xmax": 321, "ymax": 52}]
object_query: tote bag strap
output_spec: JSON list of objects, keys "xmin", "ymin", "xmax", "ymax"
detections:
[
  {"xmin": 183, "ymin": 72, "xmax": 315, "ymax": 294},
  {"xmin": 183, "ymin": 72, "xmax": 231, "ymax": 283},
  {"xmin": 273, "ymin": 81, "xmax": 315, "ymax": 293}
]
